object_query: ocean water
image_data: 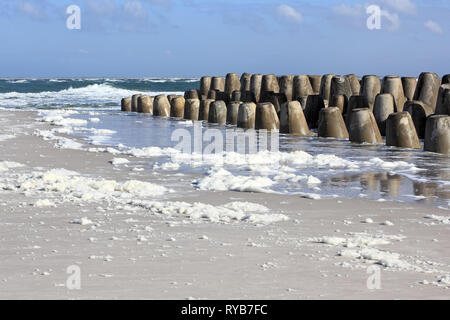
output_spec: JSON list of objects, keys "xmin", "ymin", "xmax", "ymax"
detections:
[{"xmin": 0, "ymin": 78, "xmax": 449, "ymax": 209}]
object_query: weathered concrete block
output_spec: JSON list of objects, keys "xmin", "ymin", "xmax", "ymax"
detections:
[
  {"xmin": 170, "ymin": 96, "xmax": 185, "ymax": 118},
  {"xmin": 304, "ymin": 94, "xmax": 326, "ymax": 129},
  {"xmin": 262, "ymin": 74, "xmax": 280, "ymax": 93},
  {"xmin": 319, "ymin": 74, "xmax": 335, "ymax": 103},
  {"xmin": 280, "ymin": 101, "xmax": 311, "ymax": 136},
  {"xmin": 260, "ymin": 91, "xmax": 287, "ymax": 115},
  {"xmin": 184, "ymin": 89, "xmax": 199, "ymax": 100},
  {"xmin": 240, "ymin": 91, "xmax": 256, "ymax": 103},
  {"xmin": 349, "ymin": 108, "xmax": 382, "ymax": 144},
  {"xmin": 167, "ymin": 94, "xmax": 179, "ymax": 103},
  {"xmin": 231, "ymin": 90, "xmax": 241, "ymax": 102},
  {"xmin": 240, "ymin": 73, "xmax": 252, "ymax": 92},
  {"xmin": 345, "ymin": 74, "xmax": 361, "ymax": 96},
  {"xmin": 360, "ymin": 75, "xmax": 381, "ymax": 110},
  {"xmin": 442, "ymin": 74, "xmax": 450, "ymax": 85},
  {"xmin": 329, "ymin": 94, "xmax": 348, "ymax": 114},
  {"xmin": 250, "ymin": 74, "xmax": 263, "ymax": 103},
  {"xmin": 436, "ymin": 84, "xmax": 450, "ymax": 115},
  {"xmin": 279, "ymin": 75, "xmax": 294, "ymax": 101},
  {"xmin": 346, "ymin": 95, "xmax": 370, "ymax": 129},
  {"xmin": 207, "ymin": 90, "xmax": 217, "ymax": 100},
  {"xmin": 227, "ymin": 102, "xmax": 241, "ymax": 125},
  {"xmin": 200, "ymin": 76, "xmax": 212, "ymax": 96},
  {"xmin": 330, "ymin": 76, "xmax": 353, "ymax": 101},
  {"xmin": 225, "ymin": 73, "xmax": 241, "ymax": 98},
  {"xmin": 131, "ymin": 94, "xmax": 142, "ymax": 112},
  {"xmin": 237, "ymin": 103, "xmax": 257, "ymax": 129},
  {"xmin": 308, "ymin": 75, "xmax": 322, "ymax": 94},
  {"xmin": 413, "ymin": 72, "xmax": 441, "ymax": 111},
  {"xmin": 138, "ymin": 95, "xmax": 153, "ymax": 114},
  {"xmin": 208, "ymin": 100, "xmax": 227, "ymax": 125},
  {"xmin": 215, "ymin": 91, "xmax": 229, "ymax": 104},
  {"xmin": 401, "ymin": 77, "xmax": 417, "ymax": 101},
  {"xmin": 404, "ymin": 100, "xmax": 434, "ymax": 138},
  {"xmin": 211, "ymin": 76, "xmax": 225, "ymax": 92},
  {"xmin": 424, "ymin": 115, "xmax": 449, "ymax": 155},
  {"xmin": 293, "ymin": 75, "xmax": 313, "ymax": 100},
  {"xmin": 381, "ymin": 75, "xmax": 406, "ymax": 112},
  {"xmin": 199, "ymin": 99, "xmax": 214, "ymax": 121},
  {"xmin": 373, "ymin": 93, "xmax": 395, "ymax": 136},
  {"xmin": 386, "ymin": 112, "xmax": 421, "ymax": 149},
  {"xmin": 121, "ymin": 97, "xmax": 132, "ymax": 112},
  {"xmin": 153, "ymin": 95, "xmax": 171, "ymax": 117},
  {"xmin": 318, "ymin": 107, "xmax": 349, "ymax": 139},
  {"xmin": 256, "ymin": 102, "xmax": 279, "ymax": 131},
  {"xmin": 184, "ymin": 98, "xmax": 200, "ymax": 121}
]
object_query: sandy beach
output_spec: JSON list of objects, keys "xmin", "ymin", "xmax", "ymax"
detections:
[{"xmin": 0, "ymin": 109, "xmax": 449, "ymax": 299}]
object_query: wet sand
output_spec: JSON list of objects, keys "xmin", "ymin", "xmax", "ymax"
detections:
[{"xmin": 0, "ymin": 110, "xmax": 449, "ymax": 299}]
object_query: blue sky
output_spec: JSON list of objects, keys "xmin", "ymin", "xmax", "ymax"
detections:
[{"xmin": 0, "ymin": 0, "xmax": 448, "ymax": 77}]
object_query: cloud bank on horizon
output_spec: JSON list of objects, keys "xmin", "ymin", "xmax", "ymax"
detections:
[{"xmin": 0, "ymin": 0, "xmax": 448, "ymax": 77}]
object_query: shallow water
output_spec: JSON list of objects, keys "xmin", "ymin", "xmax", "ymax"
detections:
[{"xmin": 1, "ymin": 78, "xmax": 449, "ymax": 209}]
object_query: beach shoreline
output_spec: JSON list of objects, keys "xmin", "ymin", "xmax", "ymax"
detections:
[{"xmin": 0, "ymin": 109, "xmax": 449, "ymax": 299}]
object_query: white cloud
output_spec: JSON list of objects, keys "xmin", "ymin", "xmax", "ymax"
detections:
[
  {"xmin": 378, "ymin": 0, "xmax": 417, "ymax": 15},
  {"xmin": 424, "ymin": 20, "xmax": 443, "ymax": 34},
  {"xmin": 381, "ymin": 10, "xmax": 400, "ymax": 30},
  {"xmin": 332, "ymin": 4, "xmax": 364, "ymax": 19},
  {"xmin": 276, "ymin": 4, "xmax": 302, "ymax": 24},
  {"xmin": 124, "ymin": 1, "xmax": 148, "ymax": 19},
  {"xmin": 17, "ymin": 1, "xmax": 46, "ymax": 20}
]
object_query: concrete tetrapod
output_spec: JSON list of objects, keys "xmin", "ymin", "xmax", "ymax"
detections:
[
  {"xmin": 137, "ymin": 95, "xmax": 153, "ymax": 114},
  {"xmin": 261, "ymin": 74, "xmax": 280, "ymax": 94},
  {"xmin": 121, "ymin": 97, "xmax": 132, "ymax": 112},
  {"xmin": 359, "ymin": 75, "xmax": 381, "ymax": 110},
  {"xmin": 279, "ymin": 75, "xmax": 294, "ymax": 101},
  {"xmin": 280, "ymin": 101, "xmax": 312, "ymax": 136},
  {"xmin": 385, "ymin": 112, "xmax": 421, "ymax": 149},
  {"xmin": 293, "ymin": 75, "xmax": 313, "ymax": 100},
  {"xmin": 413, "ymin": 72, "xmax": 441, "ymax": 111},
  {"xmin": 401, "ymin": 77, "xmax": 417, "ymax": 101},
  {"xmin": 170, "ymin": 96, "xmax": 185, "ymax": 118},
  {"xmin": 436, "ymin": 84, "xmax": 450, "ymax": 115},
  {"xmin": 424, "ymin": 115, "xmax": 450, "ymax": 155},
  {"xmin": 403, "ymin": 100, "xmax": 434, "ymax": 139},
  {"xmin": 318, "ymin": 107, "xmax": 349, "ymax": 139},
  {"xmin": 345, "ymin": 95, "xmax": 370, "ymax": 129},
  {"xmin": 184, "ymin": 90, "xmax": 199, "ymax": 100},
  {"xmin": 237, "ymin": 103, "xmax": 257, "ymax": 129},
  {"xmin": 131, "ymin": 94, "xmax": 141, "ymax": 112},
  {"xmin": 329, "ymin": 94, "xmax": 348, "ymax": 114},
  {"xmin": 208, "ymin": 100, "xmax": 227, "ymax": 125},
  {"xmin": 349, "ymin": 108, "xmax": 383, "ymax": 144},
  {"xmin": 184, "ymin": 99, "xmax": 200, "ymax": 121},
  {"xmin": 225, "ymin": 73, "xmax": 241, "ymax": 99},
  {"xmin": 255, "ymin": 102, "xmax": 279, "ymax": 131},
  {"xmin": 153, "ymin": 95, "xmax": 171, "ymax": 117},
  {"xmin": 211, "ymin": 77, "xmax": 225, "ymax": 92},
  {"xmin": 199, "ymin": 99, "xmax": 214, "ymax": 121},
  {"xmin": 373, "ymin": 93, "xmax": 395, "ymax": 136},
  {"xmin": 308, "ymin": 75, "xmax": 322, "ymax": 94},
  {"xmin": 319, "ymin": 74, "xmax": 335, "ymax": 103},
  {"xmin": 330, "ymin": 76, "xmax": 353, "ymax": 101},
  {"xmin": 200, "ymin": 76, "xmax": 212, "ymax": 96},
  {"xmin": 227, "ymin": 102, "xmax": 241, "ymax": 125},
  {"xmin": 240, "ymin": 73, "xmax": 252, "ymax": 92},
  {"xmin": 250, "ymin": 74, "xmax": 263, "ymax": 103},
  {"xmin": 345, "ymin": 74, "xmax": 361, "ymax": 96},
  {"xmin": 381, "ymin": 75, "xmax": 406, "ymax": 112}
]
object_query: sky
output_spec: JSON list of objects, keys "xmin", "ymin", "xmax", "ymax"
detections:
[{"xmin": 0, "ymin": 0, "xmax": 449, "ymax": 78}]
